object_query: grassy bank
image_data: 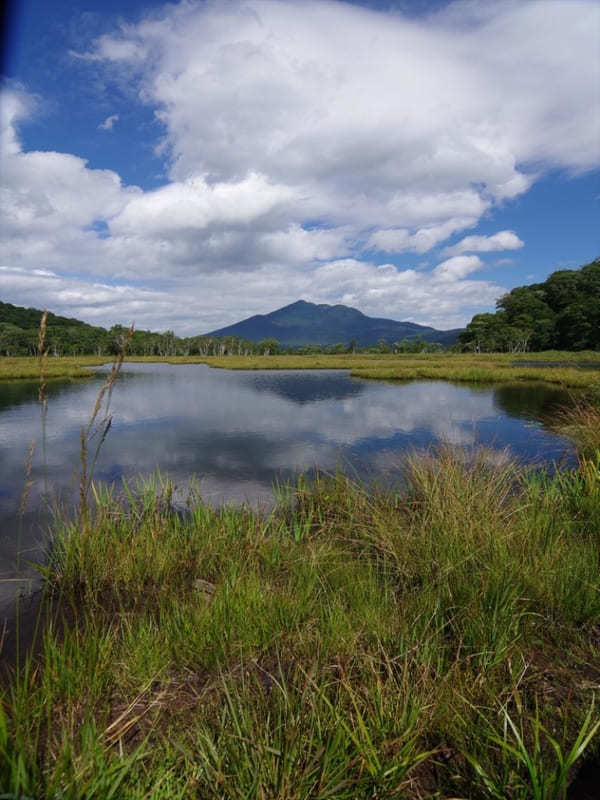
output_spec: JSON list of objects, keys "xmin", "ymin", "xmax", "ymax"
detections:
[
  {"xmin": 0, "ymin": 355, "xmax": 107, "ymax": 380},
  {"xmin": 350, "ymin": 363, "xmax": 600, "ymax": 388},
  {"xmin": 195, "ymin": 353, "xmax": 600, "ymax": 389},
  {"xmin": 2, "ymin": 351, "xmax": 599, "ymax": 388},
  {"xmin": 2, "ymin": 432, "xmax": 600, "ymax": 796}
]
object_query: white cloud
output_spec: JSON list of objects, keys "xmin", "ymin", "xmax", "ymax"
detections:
[
  {"xmin": 433, "ymin": 255, "xmax": 484, "ymax": 281},
  {"xmin": 443, "ymin": 230, "xmax": 525, "ymax": 257},
  {"xmin": 110, "ymin": 173, "xmax": 295, "ymax": 236},
  {"xmin": 1, "ymin": 0, "xmax": 599, "ymax": 330},
  {"xmin": 98, "ymin": 113, "xmax": 120, "ymax": 131},
  {"xmin": 0, "ymin": 82, "xmax": 35, "ymax": 156},
  {"xmin": 367, "ymin": 218, "xmax": 478, "ymax": 254},
  {"xmin": 0, "ymin": 266, "xmax": 169, "ymax": 327}
]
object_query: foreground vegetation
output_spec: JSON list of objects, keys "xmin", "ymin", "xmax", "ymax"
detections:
[
  {"xmin": 2, "ymin": 404, "xmax": 600, "ymax": 796},
  {"xmin": 1, "ymin": 351, "xmax": 599, "ymax": 389}
]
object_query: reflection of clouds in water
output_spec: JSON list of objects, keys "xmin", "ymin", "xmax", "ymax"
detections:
[
  {"xmin": 101, "ymin": 367, "xmax": 497, "ymax": 446},
  {"xmin": 0, "ymin": 365, "xmax": 574, "ymax": 522},
  {"xmin": 1, "ymin": 367, "xmax": 495, "ymax": 454}
]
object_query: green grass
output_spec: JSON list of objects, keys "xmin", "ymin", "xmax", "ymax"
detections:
[
  {"xmin": 198, "ymin": 352, "xmax": 600, "ymax": 388},
  {"xmin": 0, "ymin": 355, "xmax": 107, "ymax": 380},
  {"xmin": 177, "ymin": 352, "xmax": 600, "ymax": 388},
  {"xmin": 2, "ymin": 443, "xmax": 600, "ymax": 797},
  {"xmin": 551, "ymin": 396, "xmax": 600, "ymax": 459},
  {"xmin": 350, "ymin": 363, "xmax": 600, "ymax": 388},
  {"xmin": 2, "ymin": 351, "xmax": 600, "ymax": 388}
]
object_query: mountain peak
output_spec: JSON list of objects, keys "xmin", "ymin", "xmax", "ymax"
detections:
[{"xmin": 205, "ymin": 300, "xmax": 461, "ymax": 347}]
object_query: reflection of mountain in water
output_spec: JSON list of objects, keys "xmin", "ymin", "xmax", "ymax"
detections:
[
  {"xmin": 238, "ymin": 371, "xmax": 366, "ymax": 404},
  {"xmin": 493, "ymin": 384, "xmax": 571, "ymax": 422}
]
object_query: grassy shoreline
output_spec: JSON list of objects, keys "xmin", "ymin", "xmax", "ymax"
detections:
[
  {"xmin": 2, "ymin": 437, "xmax": 600, "ymax": 796},
  {"xmin": 1, "ymin": 351, "xmax": 599, "ymax": 388},
  {"xmin": 0, "ymin": 355, "xmax": 107, "ymax": 380}
]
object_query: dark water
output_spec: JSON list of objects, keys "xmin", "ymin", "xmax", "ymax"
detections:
[{"xmin": 0, "ymin": 363, "xmax": 577, "ymax": 600}]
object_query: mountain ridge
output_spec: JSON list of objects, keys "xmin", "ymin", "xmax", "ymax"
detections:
[{"xmin": 205, "ymin": 300, "xmax": 462, "ymax": 346}]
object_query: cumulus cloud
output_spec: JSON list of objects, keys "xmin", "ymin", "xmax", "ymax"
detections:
[
  {"xmin": 443, "ymin": 230, "xmax": 525, "ymax": 257},
  {"xmin": 91, "ymin": 0, "xmax": 599, "ymax": 187},
  {"xmin": 98, "ymin": 113, "xmax": 120, "ymax": 131},
  {"xmin": 433, "ymin": 255, "xmax": 484, "ymax": 281},
  {"xmin": 1, "ymin": 0, "xmax": 599, "ymax": 330},
  {"xmin": 367, "ymin": 219, "xmax": 478, "ymax": 255}
]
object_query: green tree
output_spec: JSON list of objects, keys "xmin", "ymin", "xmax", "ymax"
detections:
[{"xmin": 258, "ymin": 338, "xmax": 280, "ymax": 355}]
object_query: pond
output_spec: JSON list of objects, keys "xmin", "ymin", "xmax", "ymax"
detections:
[{"xmin": 0, "ymin": 363, "xmax": 577, "ymax": 602}]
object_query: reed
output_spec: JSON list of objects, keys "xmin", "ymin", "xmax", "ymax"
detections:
[{"xmin": 78, "ymin": 325, "xmax": 133, "ymax": 520}]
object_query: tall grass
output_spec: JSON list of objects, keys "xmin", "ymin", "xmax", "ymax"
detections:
[
  {"xmin": 78, "ymin": 325, "xmax": 132, "ymax": 520},
  {"xmin": 1, "ymin": 439, "xmax": 599, "ymax": 797},
  {"xmin": 551, "ymin": 397, "xmax": 600, "ymax": 459}
]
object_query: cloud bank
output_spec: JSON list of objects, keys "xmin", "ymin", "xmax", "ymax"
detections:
[{"xmin": 1, "ymin": 0, "xmax": 599, "ymax": 332}]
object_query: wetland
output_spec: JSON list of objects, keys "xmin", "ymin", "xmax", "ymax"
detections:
[{"xmin": 1, "ymin": 357, "xmax": 600, "ymax": 799}]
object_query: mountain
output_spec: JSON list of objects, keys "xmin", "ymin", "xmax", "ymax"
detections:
[
  {"xmin": 205, "ymin": 300, "xmax": 462, "ymax": 347},
  {"xmin": 0, "ymin": 301, "xmax": 92, "ymax": 330}
]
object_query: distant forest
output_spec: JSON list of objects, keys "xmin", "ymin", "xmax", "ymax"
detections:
[
  {"xmin": 459, "ymin": 258, "xmax": 600, "ymax": 352},
  {"xmin": 0, "ymin": 304, "xmax": 267, "ymax": 358},
  {"xmin": 1, "ymin": 259, "xmax": 598, "ymax": 356}
]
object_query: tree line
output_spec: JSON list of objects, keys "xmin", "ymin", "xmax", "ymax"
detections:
[{"xmin": 459, "ymin": 258, "xmax": 599, "ymax": 353}]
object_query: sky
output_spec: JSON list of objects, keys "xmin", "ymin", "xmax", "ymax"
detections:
[{"xmin": 1, "ymin": 0, "xmax": 599, "ymax": 335}]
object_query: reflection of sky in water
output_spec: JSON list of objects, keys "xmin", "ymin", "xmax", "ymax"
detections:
[{"xmin": 0, "ymin": 364, "xmax": 576, "ymax": 578}]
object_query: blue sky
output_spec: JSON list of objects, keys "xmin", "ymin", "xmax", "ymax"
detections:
[{"xmin": 1, "ymin": 0, "xmax": 599, "ymax": 334}]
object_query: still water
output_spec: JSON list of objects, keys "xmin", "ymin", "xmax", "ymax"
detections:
[{"xmin": 0, "ymin": 363, "xmax": 576, "ymax": 593}]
